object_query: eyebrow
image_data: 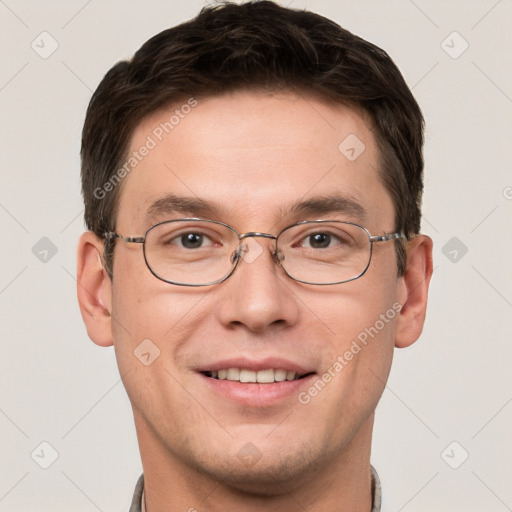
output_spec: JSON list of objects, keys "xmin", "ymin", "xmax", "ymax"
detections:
[
  {"xmin": 144, "ymin": 193, "xmax": 367, "ymax": 225},
  {"xmin": 283, "ymin": 194, "xmax": 367, "ymax": 221},
  {"xmin": 145, "ymin": 194, "xmax": 221, "ymax": 223}
]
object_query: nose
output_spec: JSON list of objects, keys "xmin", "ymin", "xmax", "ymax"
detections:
[{"xmin": 216, "ymin": 235, "xmax": 300, "ymax": 333}]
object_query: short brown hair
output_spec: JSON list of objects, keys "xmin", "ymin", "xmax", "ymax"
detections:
[{"xmin": 81, "ymin": 0, "xmax": 424, "ymax": 276}]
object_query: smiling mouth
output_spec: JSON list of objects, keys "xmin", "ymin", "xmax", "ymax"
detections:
[{"xmin": 202, "ymin": 368, "xmax": 315, "ymax": 383}]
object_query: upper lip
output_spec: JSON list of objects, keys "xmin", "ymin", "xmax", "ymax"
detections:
[{"xmin": 195, "ymin": 357, "xmax": 315, "ymax": 376}]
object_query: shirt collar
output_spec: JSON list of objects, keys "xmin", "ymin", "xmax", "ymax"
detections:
[{"xmin": 371, "ymin": 465, "xmax": 382, "ymax": 512}]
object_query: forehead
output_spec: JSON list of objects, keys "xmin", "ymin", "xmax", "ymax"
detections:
[{"xmin": 116, "ymin": 90, "xmax": 394, "ymax": 232}]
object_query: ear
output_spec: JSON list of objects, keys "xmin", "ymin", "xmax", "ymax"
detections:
[
  {"xmin": 395, "ymin": 235, "xmax": 433, "ymax": 348},
  {"xmin": 77, "ymin": 231, "xmax": 113, "ymax": 347}
]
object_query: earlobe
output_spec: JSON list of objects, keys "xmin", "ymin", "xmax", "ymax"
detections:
[
  {"xmin": 76, "ymin": 231, "xmax": 114, "ymax": 347},
  {"xmin": 394, "ymin": 235, "xmax": 433, "ymax": 349}
]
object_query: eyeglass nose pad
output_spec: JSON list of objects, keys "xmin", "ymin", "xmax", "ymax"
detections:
[
  {"xmin": 232, "ymin": 241, "xmax": 280, "ymax": 266},
  {"xmin": 231, "ymin": 245, "xmax": 243, "ymax": 264}
]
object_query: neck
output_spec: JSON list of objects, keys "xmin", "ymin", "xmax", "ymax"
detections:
[{"xmin": 134, "ymin": 412, "xmax": 375, "ymax": 512}]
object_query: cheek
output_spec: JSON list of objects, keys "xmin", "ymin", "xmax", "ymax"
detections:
[
  {"xmin": 110, "ymin": 257, "xmax": 217, "ymax": 374},
  {"xmin": 109, "ymin": 277, "xmax": 207, "ymax": 426},
  {"xmin": 318, "ymin": 295, "xmax": 397, "ymax": 391},
  {"xmin": 310, "ymin": 276, "xmax": 399, "ymax": 353},
  {"xmin": 302, "ymin": 275, "xmax": 399, "ymax": 409},
  {"xmin": 111, "ymin": 252, "xmax": 203, "ymax": 337}
]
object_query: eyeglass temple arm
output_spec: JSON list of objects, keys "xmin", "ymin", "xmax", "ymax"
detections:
[
  {"xmin": 103, "ymin": 232, "xmax": 144, "ymax": 244},
  {"xmin": 369, "ymin": 232, "xmax": 405, "ymax": 243}
]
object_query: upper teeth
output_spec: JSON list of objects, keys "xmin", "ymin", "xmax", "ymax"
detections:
[{"xmin": 210, "ymin": 368, "xmax": 300, "ymax": 383}]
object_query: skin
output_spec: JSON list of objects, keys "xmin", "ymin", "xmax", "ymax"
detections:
[{"xmin": 77, "ymin": 90, "xmax": 433, "ymax": 511}]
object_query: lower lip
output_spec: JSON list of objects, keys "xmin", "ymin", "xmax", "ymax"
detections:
[{"xmin": 198, "ymin": 373, "xmax": 316, "ymax": 407}]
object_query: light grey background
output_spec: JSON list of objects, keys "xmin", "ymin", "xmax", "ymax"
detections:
[{"xmin": 1, "ymin": 0, "xmax": 511, "ymax": 510}]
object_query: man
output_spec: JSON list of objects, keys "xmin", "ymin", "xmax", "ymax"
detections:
[{"xmin": 77, "ymin": 1, "xmax": 433, "ymax": 510}]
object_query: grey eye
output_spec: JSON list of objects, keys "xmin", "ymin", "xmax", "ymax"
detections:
[{"xmin": 180, "ymin": 232, "xmax": 204, "ymax": 249}]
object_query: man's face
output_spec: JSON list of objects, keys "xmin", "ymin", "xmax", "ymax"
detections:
[{"xmin": 109, "ymin": 91, "xmax": 404, "ymax": 490}]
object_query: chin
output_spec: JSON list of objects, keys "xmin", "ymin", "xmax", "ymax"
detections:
[{"xmin": 192, "ymin": 442, "xmax": 325, "ymax": 496}]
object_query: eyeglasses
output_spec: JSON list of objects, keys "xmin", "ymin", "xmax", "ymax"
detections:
[{"xmin": 104, "ymin": 218, "xmax": 405, "ymax": 286}]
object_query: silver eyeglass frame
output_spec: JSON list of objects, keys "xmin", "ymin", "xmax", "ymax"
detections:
[{"xmin": 104, "ymin": 218, "xmax": 405, "ymax": 287}]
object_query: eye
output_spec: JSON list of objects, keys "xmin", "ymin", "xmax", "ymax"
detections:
[
  {"xmin": 177, "ymin": 232, "xmax": 207, "ymax": 249},
  {"xmin": 299, "ymin": 230, "xmax": 350, "ymax": 249},
  {"xmin": 305, "ymin": 232, "xmax": 332, "ymax": 249},
  {"xmin": 169, "ymin": 231, "xmax": 216, "ymax": 249}
]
